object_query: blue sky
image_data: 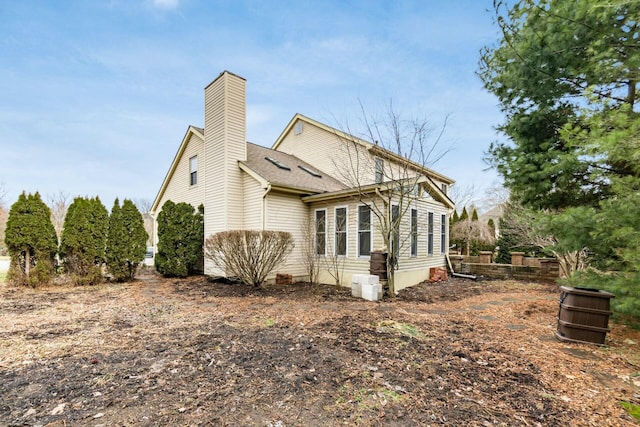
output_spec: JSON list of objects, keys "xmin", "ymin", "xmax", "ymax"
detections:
[{"xmin": 0, "ymin": 0, "xmax": 505, "ymax": 209}]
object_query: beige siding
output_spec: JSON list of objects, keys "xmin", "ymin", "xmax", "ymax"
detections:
[
  {"xmin": 156, "ymin": 133, "xmax": 205, "ymax": 213},
  {"xmin": 277, "ymin": 119, "xmax": 427, "ymax": 188},
  {"xmin": 243, "ymin": 172, "xmax": 263, "ymax": 229},
  {"xmin": 265, "ymin": 191, "xmax": 309, "ymax": 278},
  {"xmin": 203, "ymin": 72, "xmax": 247, "ymax": 275},
  {"xmin": 308, "ymin": 194, "xmax": 450, "ymax": 290},
  {"xmin": 276, "ymin": 120, "xmax": 368, "ymax": 184}
]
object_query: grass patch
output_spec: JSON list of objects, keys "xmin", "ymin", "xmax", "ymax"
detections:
[
  {"xmin": 376, "ymin": 320, "xmax": 426, "ymax": 340},
  {"xmin": 0, "ymin": 271, "xmax": 7, "ymax": 284},
  {"xmin": 620, "ymin": 401, "xmax": 640, "ymax": 421}
]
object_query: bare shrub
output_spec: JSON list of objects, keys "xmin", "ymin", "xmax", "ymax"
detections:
[{"xmin": 204, "ymin": 230, "xmax": 294, "ymax": 287}]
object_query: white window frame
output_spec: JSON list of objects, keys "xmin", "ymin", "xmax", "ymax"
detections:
[
  {"xmin": 410, "ymin": 208, "xmax": 418, "ymax": 257},
  {"xmin": 440, "ymin": 213, "xmax": 447, "ymax": 254},
  {"xmin": 334, "ymin": 206, "xmax": 348, "ymax": 257},
  {"xmin": 314, "ymin": 209, "xmax": 327, "ymax": 256},
  {"xmin": 357, "ymin": 204, "xmax": 372, "ymax": 258},
  {"xmin": 427, "ymin": 211, "xmax": 434, "ymax": 256},
  {"xmin": 189, "ymin": 155, "xmax": 198, "ymax": 186},
  {"xmin": 374, "ymin": 157, "xmax": 384, "ymax": 183}
]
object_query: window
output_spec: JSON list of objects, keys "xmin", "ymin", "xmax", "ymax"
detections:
[
  {"xmin": 265, "ymin": 156, "xmax": 291, "ymax": 170},
  {"xmin": 335, "ymin": 207, "xmax": 347, "ymax": 256},
  {"xmin": 410, "ymin": 208, "xmax": 418, "ymax": 256},
  {"xmin": 441, "ymin": 183, "xmax": 448, "ymax": 195},
  {"xmin": 390, "ymin": 204, "xmax": 400, "ymax": 258},
  {"xmin": 189, "ymin": 156, "xmax": 198, "ymax": 186},
  {"xmin": 440, "ymin": 214, "xmax": 447, "ymax": 254},
  {"xmin": 427, "ymin": 212, "xmax": 434, "ymax": 255},
  {"xmin": 358, "ymin": 205, "xmax": 371, "ymax": 257},
  {"xmin": 298, "ymin": 165, "xmax": 322, "ymax": 178},
  {"xmin": 315, "ymin": 209, "xmax": 326, "ymax": 255},
  {"xmin": 295, "ymin": 121, "xmax": 303, "ymax": 135},
  {"xmin": 374, "ymin": 157, "xmax": 384, "ymax": 183}
]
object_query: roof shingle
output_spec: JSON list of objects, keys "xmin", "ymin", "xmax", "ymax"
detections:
[{"xmin": 242, "ymin": 143, "xmax": 346, "ymax": 193}]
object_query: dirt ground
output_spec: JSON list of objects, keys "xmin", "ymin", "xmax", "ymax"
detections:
[{"xmin": 1, "ymin": 271, "xmax": 639, "ymax": 427}]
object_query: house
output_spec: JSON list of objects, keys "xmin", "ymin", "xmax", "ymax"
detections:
[{"xmin": 151, "ymin": 71, "xmax": 455, "ymax": 291}]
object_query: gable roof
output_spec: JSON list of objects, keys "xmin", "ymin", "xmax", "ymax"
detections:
[
  {"xmin": 273, "ymin": 113, "xmax": 455, "ymax": 185},
  {"xmin": 240, "ymin": 143, "xmax": 346, "ymax": 194},
  {"xmin": 151, "ymin": 125, "xmax": 204, "ymax": 213}
]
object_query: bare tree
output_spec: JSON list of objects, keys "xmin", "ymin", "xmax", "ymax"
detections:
[
  {"xmin": 451, "ymin": 213, "xmax": 496, "ymax": 256},
  {"xmin": 132, "ymin": 198, "xmax": 153, "ymax": 214},
  {"xmin": 46, "ymin": 191, "xmax": 70, "ymax": 241},
  {"xmin": 323, "ymin": 243, "xmax": 346, "ymax": 287},
  {"xmin": 500, "ymin": 202, "xmax": 588, "ymax": 277},
  {"xmin": 334, "ymin": 102, "xmax": 451, "ymax": 297},
  {"xmin": 204, "ymin": 230, "xmax": 294, "ymax": 287},
  {"xmin": 300, "ymin": 217, "xmax": 320, "ymax": 284},
  {"xmin": 449, "ymin": 183, "xmax": 478, "ymax": 212}
]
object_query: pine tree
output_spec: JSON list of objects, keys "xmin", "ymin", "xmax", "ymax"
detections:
[
  {"xmin": 155, "ymin": 201, "xmax": 204, "ymax": 277},
  {"xmin": 5, "ymin": 192, "xmax": 58, "ymax": 287},
  {"xmin": 106, "ymin": 199, "xmax": 148, "ymax": 281},
  {"xmin": 451, "ymin": 210, "xmax": 460, "ymax": 224},
  {"xmin": 60, "ymin": 196, "xmax": 108, "ymax": 285},
  {"xmin": 459, "ymin": 206, "xmax": 469, "ymax": 222},
  {"xmin": 471, "ymin": 208, "xmax": 479, "ymax": 221}
]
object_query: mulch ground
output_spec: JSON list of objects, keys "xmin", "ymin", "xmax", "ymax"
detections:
[{"xmin": 1, "ymin": 271, "xmax": 639, "ymax": 426}]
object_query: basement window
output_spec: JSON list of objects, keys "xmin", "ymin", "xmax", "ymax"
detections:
[
  {"xmin": 265, "ymin": 157, "xmax": 291, "ymax": 170},
  {"xmin": 298, "ymin": 165, "xmax": 322, "ymax": 178}
]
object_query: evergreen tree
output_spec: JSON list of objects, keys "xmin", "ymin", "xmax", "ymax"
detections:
[
  {"xmin": 451, "ymin": 210, "xmax": 459, "ymax": 224},
  {"xmin": 479, "ymin": 0, "xmax": 638, "ymax": 210},
  {"xmin": 458, "ymin": 207, "xmax": 469, "ymax": 222},
  {"xmin": 155, "ymin": 201, "xmax": 204, "ymax": 277},
  {"xmin": 480, "ymin": 0, "xmax": 640, "ymax": 315},
  {"xmin": 471, "ymin": 208, "xmax": 479, "ymax": 221},
  {"xmin": 60, "ymin": 196, "xmax": 108, "ymax": 285},
  {"xmin": 494, "ymin": 217, "xmax": 516, "ymax": 264},
  {"xmin": 106, "ymin": 199, "xmax": 148, "ymax": 282},
  {"xmin": 5, "ymin": 192, "xmax": 58, "ymax": 287}
]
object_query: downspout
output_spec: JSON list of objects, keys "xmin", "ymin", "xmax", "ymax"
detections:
[{"xmin": 262, "ymin": 183, "xmax": 272, "ymax": 230}]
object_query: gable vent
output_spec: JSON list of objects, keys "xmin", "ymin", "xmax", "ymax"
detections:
[
  {"xmin": 298, "ymin": 165, "xmax": 322, "ymax": 178},
  {"xmin": 265, "ymin": 157, "xmax": 291, "ymax": 170}
]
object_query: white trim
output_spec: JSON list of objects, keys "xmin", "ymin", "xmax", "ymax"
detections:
[
  {"xmin": 357, "ymin": 203, "xmax": 372, "ymax": 258},
  {"xmin": 440, "ymin": 213, "xmax": 447, "ymax": 254},
  {"xmin": 314, "ymin": 208, "xmax": 327, "ymax": 256},
  {"xmin": 334, "ymin": 205, "xmax": 348, "ymax": 257},
  {"xmin": 410, "ymin": 207, "xmax": 418, "ymax": 257},
  {"xmin": 189, "ymin": 155, "xmax": 198, "ymax": 186},
  {"xmin": 427, "ymin": 211, "xmax": 434, "ymax": 256}
]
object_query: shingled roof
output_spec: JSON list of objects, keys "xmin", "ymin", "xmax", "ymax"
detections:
[{"xmin": 241, "ymin": 142, "xmax": 346, "ymax": 194}]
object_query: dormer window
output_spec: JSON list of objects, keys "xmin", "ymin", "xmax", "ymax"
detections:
[
  {"xmin": 441, "ymin": 183, "xmax": 448, "ymax": 195},
  {"xmin": 265, "ymin": 157, "xmax": 291, "ymax": 170}
]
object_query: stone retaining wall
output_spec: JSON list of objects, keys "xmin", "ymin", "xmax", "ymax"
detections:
[{"xmin": 450, "ymin": 255, "xmax": 559, "ymax": 282}]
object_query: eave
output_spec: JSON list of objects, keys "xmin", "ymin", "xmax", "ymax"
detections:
[{"xmin": 151, "ymin": 125, "xmax": 204, "ymax": 214}]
